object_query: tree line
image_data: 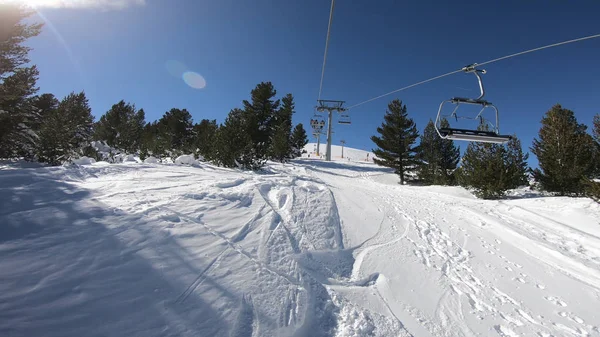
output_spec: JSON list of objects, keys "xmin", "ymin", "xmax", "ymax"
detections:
[
  {"xmin": 371, "ymin": 99, "xmax": 600, "ymax": 200},
  {"xmin": 0, "ymin": 6, "xmax": 308, "ymax": 169}
]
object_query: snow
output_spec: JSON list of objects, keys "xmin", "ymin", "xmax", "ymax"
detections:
[
  {"xmin": 1, "ymin": 148, "xmax": 599, "ymax": 337},
  {"xmin": 71, "ymin": 156, "xmax": 96, "ymax": 165},
  {"xmin": 174, "ymin": 154, "xmax": 200, "ymax": 165},
  {"xmin": 303, "ymin": 142, "xmax": 376, "ymax": 162},
  {"xmin": 143, "ymin": 156, "xmax": 159, "ymax": 164}
]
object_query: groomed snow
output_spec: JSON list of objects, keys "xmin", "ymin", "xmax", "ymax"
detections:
[{"xmin": 1, "ymin": 151, "xmax": 599, "ymax": 337}]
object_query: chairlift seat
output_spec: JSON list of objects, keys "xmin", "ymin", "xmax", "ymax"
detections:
[
  {"xmin": 450, "ymin": 97, "xmax": 492, "ymax": 106},
  {"xmin": 438, "ymin": 128, "xmax": 512, "ymax": 143}
]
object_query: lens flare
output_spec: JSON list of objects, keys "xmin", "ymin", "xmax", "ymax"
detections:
[
  {"xmin": 182, "ymin": 71, "xmax": 206, "ymax": 89},
  {"xmin": 165, "ymin": 60, "xmax": 187, "ymax": 78}
]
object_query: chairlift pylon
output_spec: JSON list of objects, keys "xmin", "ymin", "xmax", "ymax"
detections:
[{"xmin": 435, "ymin": 64, "xmax": 512, "ymax": 144}]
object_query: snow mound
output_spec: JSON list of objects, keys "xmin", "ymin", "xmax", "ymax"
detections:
[
  {"xmin": 71, "ymin": 156, "xmax": 96, "ymax": 165},
  {"xmin": 143, "ymin": 156, "xmax": 159, "ymax": 164},
  {"xmin": 174, "ymin": 154, "xmax": 199, "ymax": 165}
]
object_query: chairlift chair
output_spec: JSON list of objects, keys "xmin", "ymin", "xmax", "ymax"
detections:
[
  {"xmin": 435, "ymin": 64, "xmax": 512, "ymax": 144},
  {"xmin": 338, "ymin": 113, "xmax": 351, "ymax": 125}
]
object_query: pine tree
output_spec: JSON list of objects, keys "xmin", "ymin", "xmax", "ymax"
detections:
[
  {"xmin": 416, "ymin": 120, "xmax": 440, "ymax": 184},
  {"xmin": 290, "ymin": 123, "xmax": 308, "ymax": 158},
  {"xmin": 592, "ymin": 114, "xmax": 600, "ymax": 177},
  {"xmin": 586, "ymin": 114, "xmax": 600, "ymax": 200},
  {"xmin": 269, "ymin": 93, "xmax": 294, "ymax": 162},
  {"xmin": 37, "ymin": 92, "xmax": 94, "ymax": 165},
  {"xmin": 371, "ymin": 99, "xmax": 419, "ymax": 184},
  {"xmin": 192, "ymin": 119, "xmax": 218, "ymax": 160},
  {"xmin": 214, "ymin": 108, "xmax": 253, "ymax": 168},
  {"xmin": 0, "ymin": 5, "xmax": 43, "ymax": 159},
  {"xmin": 416, "ymin": 119, "xmax": 460, "ymax": 185},
  {"xmin": 593, "ymin": 114, "xmax": 600, "ymax": 144},
  {"xmin": 505, "ymin": 136, "xmax": 530, "ymax": 188},
  {"xmin": 157, "ymin": 108, "xmax": 195, "ymax": 155},
  {"xmin": 531, "ymin": 104, "xmax": 595, "ymax": 196},
  {"xmin": 458, "ymin": 124, "xmax": 529, "ymax": 199},
  {"xmin": 93, "ymin": 100, "xmax": 145, "ymax": 153},
  {"xmin": 437, "ymin": 119, "xmax": 461, "ymax": 184},
  {"xmin": 140, "ymin": 121, "xmax": 169, "ymax": 160},
  {"xmin": 31, "ymin": 93, "xmax": 59, "ymax": 132},
  {"xmin": 459, "ymin": 140, "xmax": 509, "ymax": 199},
  {"xmin": 241, "ymin": 82, "xmax": 280, "ymax": 168}
]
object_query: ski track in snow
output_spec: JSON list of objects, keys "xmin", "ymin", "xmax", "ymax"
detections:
[{"xmin": 1, "ymin": 150, "xmax": 599, "ymax": 337}]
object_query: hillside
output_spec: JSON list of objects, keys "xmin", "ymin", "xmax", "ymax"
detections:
[
  {"xmin": 1, "ymin": 150, "xmax": 599, "ymax": 337},
  {"xmin": 303, "ymin": 143, "xmax": 376, "ymax": 162}
]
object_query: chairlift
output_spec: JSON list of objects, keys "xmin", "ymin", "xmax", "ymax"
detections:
[
  {"xmin": 435, "ymin": 64, "xmax": 512, "ymax": 144},
  {"xmin": 310, "ymin": 118, "xmax": 326, "ymax": 131},
  {"xmin": 338, "ymin": 113, "xmax": 351, "ymax": 125}
]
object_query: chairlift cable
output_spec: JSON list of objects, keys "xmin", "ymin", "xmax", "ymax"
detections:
[
  {"xmin": 345, "ymin": 69, "xmax": 462, "ymax": 109},
  {"xmin": 346, "ymin": 32, "xmax": 600, "ymax": 110},
  {"xmin": 317, "ymin": 0, "xmax": 336, "ymax": 102}
]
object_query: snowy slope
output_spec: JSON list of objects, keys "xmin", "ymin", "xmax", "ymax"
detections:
[
  {"xmin": 1, "ymin": 155, "xmax": 599, "ymax": 337},
  {"xmin": 303, "ymin": 143, "xmax": 376, "ymax": 162}
]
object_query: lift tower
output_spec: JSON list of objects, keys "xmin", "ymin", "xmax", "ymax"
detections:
[{"xmin": 316, "ymin": 100, "xmax": 347, "ymax": 161}]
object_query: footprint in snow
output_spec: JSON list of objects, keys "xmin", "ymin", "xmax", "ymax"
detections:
[
  {"xmin": 505, "ymin": 266, "xmax": 513, "ymax": 272},
  {"xmin": 562, "ymin": 313, "xmax": 585, "ymax": 324},
  {"xmin": 545, "ymin": 296, "xmax": 567, "ymax": 307},
  {"xmin": 536, "ymin": 284, "xmax": 546, "ymax": 290},
  {"xmin": 495, "ymin": 239, "xmax": 502, "ymax": 244}
]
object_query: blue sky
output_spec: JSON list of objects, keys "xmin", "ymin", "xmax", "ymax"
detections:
[{"xmin": 26, "ymin": 0, "xmax": 600, "ymax": 166}]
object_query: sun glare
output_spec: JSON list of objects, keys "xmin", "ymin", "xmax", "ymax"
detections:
[
  {"xmin": 5, "ymin": 0, "xmax": 146, "ymax": 9},
  {"xmin": 183, "ymin": 71, "xmax": 207, "ymax": 89}
]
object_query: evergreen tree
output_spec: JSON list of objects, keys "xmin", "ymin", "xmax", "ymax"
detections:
[
  {"xmin": 37, "ymin": 92, "xmax": 94, "ymax": 165},
  {"xmin": 505, "ymin": 136, "xmax": 530, "ymax": 188},
  {"xmin": 416, "ymin": 119, "xmax": 460, "ymax": 185},
  {"xmin": 437, "ymin": 119, "xmax": 461, "ymax": 184},
  {"xmin": 269, "ymin": 93, "xmax": 294, "ymax": 162},
  {"xmin": 290, "ymin": 123, "xmax": 308, "ymax": 158},
  {"xmin": 458, "ymin": 123, "xmax": 529, "ymax": 199},
  {"xmin": 459, "ymin": 140, "xmax": 509, "ymax": 199},
  {"xmin": 531, "ymin": 104, "xmax": 595, "ymax": 196},
  {"xmin": 192, "ymin": 119, "xmax": 218, "ymax": 160},
  {"xmin": 240, "ymin": 82, "xmax": 280, "ymax": 168},
  {"xmin": 593, "ymin": 114, "xmax": 600, "ymax": 177},
  {"xmin": 93, "ymin": 100, "xmax": 145, "ymax": 153},
  {"xmin": 214, "ymin": 108, "xmax": 253, "ymax": 168},
  {"xmin": 157, "ymin": 108, "xmax": 195, "ymax": 155},
  {"xmin": 371, "ymin": 99, "xmax": 419, "ymax": 184},
  {"xmin": 140, "ymin": 121, "xmax": 169, "ymax": 160},
  {"xmin": 31, "ymin": 93, "xmax": 59, "ymax": 132},
  {"xmin": 0, "ymin": 5, "xmax": 43, "ymax": 159},
  {"xmin": 416, "ymin": 120, "xmax": 440, "ymax": 184},
  {"xmin": 593, "ymin": 114, "xmax": 600, "ymax": 144}
]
